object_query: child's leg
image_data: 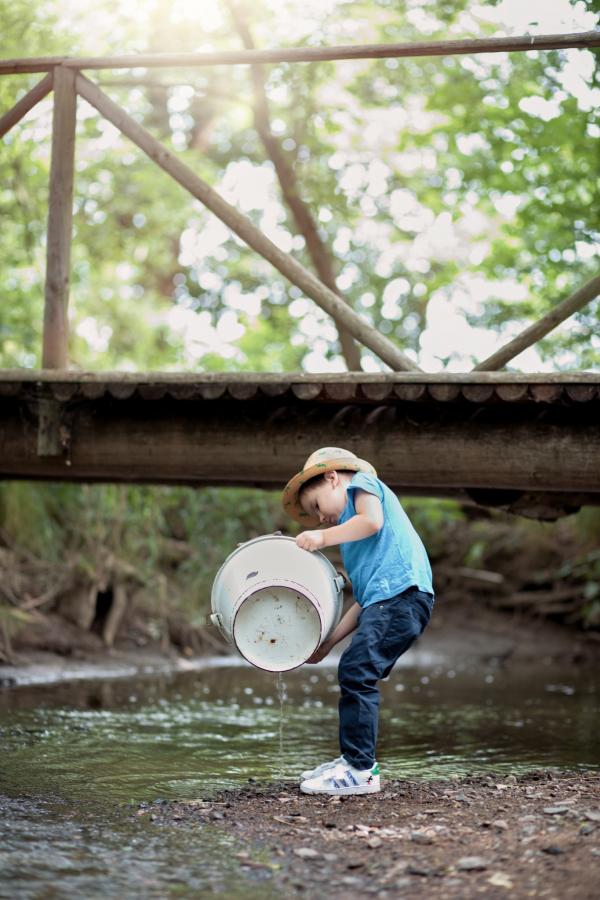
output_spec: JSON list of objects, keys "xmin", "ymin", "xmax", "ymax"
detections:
[{"xmin": 337, "ymin": 588, "xmax": 433, "ymax": 770}]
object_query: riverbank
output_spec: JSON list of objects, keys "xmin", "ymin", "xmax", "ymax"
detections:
[
  {"xmin": 156, "ymin": 771, "xmax": 600, "ymax": 900},
  {"xmin": 1, "ymin": 597, "xmax": 598, "ymax": 688}
]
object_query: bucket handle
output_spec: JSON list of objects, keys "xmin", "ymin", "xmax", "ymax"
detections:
[
  {"xmin": 334, "ymin": 572, "xmax": 347, "ymax": 592},
  {"xmin": 206, "ymin": 612, "xmax": 223, "ymax": 628}
]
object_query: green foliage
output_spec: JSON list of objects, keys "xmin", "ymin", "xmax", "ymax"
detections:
[
  {"xmin": 2, "ymin": 0, "xmax": 599, "ymax": 373},
  {"xmin": 399, "ymin": 497, "xmax": 465, "ymax": 557}
]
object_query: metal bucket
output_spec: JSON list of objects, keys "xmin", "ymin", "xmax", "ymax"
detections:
[{"xmin": 210, "ymin": 535, "xmax": 345, "ymax": 672}]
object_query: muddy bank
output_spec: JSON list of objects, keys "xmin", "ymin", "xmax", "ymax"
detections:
[{"xmin": 151, "ymin": 771, "xmax": 600, "ymax": 900}]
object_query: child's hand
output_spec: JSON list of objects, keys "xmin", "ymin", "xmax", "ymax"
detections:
[
  {"xmin": 295, "ymin": 530, "xmax": 325, "ymax": 552},
  {"xmin": 305, "ymin": 639, "xmax": 333, "ymax": 664}
]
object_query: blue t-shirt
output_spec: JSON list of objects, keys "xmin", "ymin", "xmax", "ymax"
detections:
[{"xmin": 339, "ymin": 473, "xmax": 433, "ymax": 608}]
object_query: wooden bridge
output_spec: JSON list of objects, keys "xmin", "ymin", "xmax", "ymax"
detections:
[{"xmin": 1, "ymin": 30, "xmax": 600, "ymax": 519}]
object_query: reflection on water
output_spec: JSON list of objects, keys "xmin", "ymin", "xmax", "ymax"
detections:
[{"xmin": 0, "ymin": 657, "xmax": 598, "ymax": 898}]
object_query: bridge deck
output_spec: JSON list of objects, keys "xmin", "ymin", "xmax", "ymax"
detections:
[{"xmin": 0, "ymin": 370, "xmax": 598, "ymax": 519}]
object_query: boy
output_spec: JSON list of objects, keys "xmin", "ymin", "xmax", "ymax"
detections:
[{"xmin": 282, "ymin": 447, "xmax": 434, "ymax": 796}]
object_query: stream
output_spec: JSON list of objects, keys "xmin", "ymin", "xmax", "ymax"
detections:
[{"xmin": 1, "ymin": 655, "xmax": 598, "ymax": 898}]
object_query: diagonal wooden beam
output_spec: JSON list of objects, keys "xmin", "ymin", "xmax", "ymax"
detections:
[
  {"xmin": 0, "ymin": 71, "xmax": 53, "ymax": 139},
  {"xmin": 75, "ymin": 73, "xmax": 421, "ymax": 373},
  {"xmin": 473, "ymin": 273, "xmax": 600, "ymax": 372}
]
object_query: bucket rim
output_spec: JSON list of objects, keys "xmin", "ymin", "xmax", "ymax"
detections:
[{"xmin": 232, "ymin": 581, "xmax": 323, "ymax": 673}]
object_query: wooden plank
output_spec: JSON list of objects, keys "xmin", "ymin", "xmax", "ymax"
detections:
[
  {"xmin": 0, "ymin": 71, "xmax": 53, "ymax": 139},
  {"xmin": 198, "ymin": 384, "xmax": 226, "ymax": 400},
  {"xmin": 566, "ymin": 384, "xmax": 597, "ymax": 403},
  {"xmin": 428, "ymin": 384, "xmax": 460, "ymax": 402},
  {"xmin": 81, "ymin": 382, "xmax": 107, "ymax": 399},
  {"xmin": 36, "ymin": 398, "xmax": 63, "ymax": 457},
  {"xmin": 42, "ymin": 66, "xmax": 77, "ymax": 370},
  {"xmin": 138, "ymin": 384, "xmax": 167, "ymax": 401},
  {"xmin": 324, "ymin": 383, "xmax": 357, "ymax": 402},
  {"xmin": 394, "ymin": 384, "xmax": 427, "ymax": 402},
  {"xmin": 461, "ymin": 384, "xmax": 495, "ymax": 403},
  {"xmin": 168, "ymin": 383, "xmax": 198, "ymax": 400},
  {"xmin": 0, "ymin": 403, "xmax": 597, "ymax": 493},
  {"xmin": 361, "ymin": 383, "xmax": 393, "ymax": 402},
  {"xmin": 0, "ymin": 382, "xmax": 22, "ymax": 397},
  {"xmin": 75, "ymin": 74, "xmax": 420, "ymax": 373},
  {"xmin": 531, "ymin": 384, "xmax": 563, "ymax": 404},
  {"xmin": 4, "ymin": 31, "xmax": 600, "ymax": 74},
  {"xmin": 0, "ymin": 370, "xmax": 599, "ymax": 385},
  {"xmin": 495, "ymin": 384, "xmax": 529, "ymax": 402},
  {"xmin": 49, "ymin": 383, "xmax": 78, "ymax": 401},
  {"xmin": 108, "ymin": 384, "xmax": 136, "ymax": 400},
  {"xmin": 291, "ymin": 384, "xmax": 323, "ymax": 400},
  {"xmin": 260, "ymin": 382, "xmax": 291, "ymax": 397},
  {"xmin": 228, "ymin": 383, "xmax": 259, "ymax": 400},
  {"xmin": 473, "ymin": 273, "xmax": 600, "ymax": 371}
]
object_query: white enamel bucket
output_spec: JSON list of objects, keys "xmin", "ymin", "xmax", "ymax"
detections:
[{"xmin": 210, "ymin": 535, "xmax": 345, "ymax": 672}]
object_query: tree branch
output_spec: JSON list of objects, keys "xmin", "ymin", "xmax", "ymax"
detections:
[{"xmin": 227, "ymin": 0, "xmax": 363, "ymax": 371}]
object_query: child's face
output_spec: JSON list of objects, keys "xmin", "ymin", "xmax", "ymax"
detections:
[{"xmin": 300, "ymin": 471, "xmax": 351, "ymax": 526}]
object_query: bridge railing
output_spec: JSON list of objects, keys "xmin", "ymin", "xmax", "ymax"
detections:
[{"xmin": 1, "ymin": 31, "xmax": 600, "ymax": 374}]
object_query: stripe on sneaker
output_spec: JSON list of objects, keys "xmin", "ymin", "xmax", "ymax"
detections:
[{"xmin": 345, "ymin": 770, "xmax": 359, "ymax": 786}]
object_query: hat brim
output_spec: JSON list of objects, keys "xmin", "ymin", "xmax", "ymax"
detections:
[{"xmin": 282, "ymin": 456, "xmax": 377, "ymax": 528}]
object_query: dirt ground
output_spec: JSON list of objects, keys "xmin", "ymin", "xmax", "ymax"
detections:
[{"xmin": 147, "ymin": 771, "xmax": 600, "ymax": 900}]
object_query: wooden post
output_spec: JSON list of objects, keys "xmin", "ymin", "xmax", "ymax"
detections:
[
  {"xmin": 75, "ymin": 74, "xmax": 421, "ymax": 373},
  {"xmin": 473, "ymin": 273, "xmax": 600, "ymax": 371},
  {"xmin": 42, "ymin": 65, "xmax": 76, "ymax": 370}
]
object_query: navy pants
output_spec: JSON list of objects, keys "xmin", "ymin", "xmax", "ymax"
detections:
[{"xmin": 338, "ymin": 587, "xmax": 434, "ymax": 770}]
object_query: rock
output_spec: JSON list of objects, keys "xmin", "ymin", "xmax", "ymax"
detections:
[
  {"xmin": 293, "ymin": 847, "xmax": 320, "ymax": 859},
  {"xmin": 410, "ymin": 831, "xmax": 433, "ymax": 844},
  {"xmin": 488, "ymin": 872, "xmax": 514, "ymax": 888},
  {"xmin": 506, "ymin": 775, "xmax": 517, "ymax": 785},
  {"xmin": 543, "ymin": 845, "xmax": 566, "ymax": 855},
  {"xmin": 322, "ymin": 853, "xmax": 338, "ymax": 863},
  {"xmin": 408, "ymin": 863, "xmax": 431, "ymax": 876},
  {"xmin": 458, "ymin": 856, "xmax": 490, "ymax": 871},
  {"xmin": 543, "ymin": 806, "xmax": 571, "ymax": 815},
  {"xmin": 583, "ymin": 810, "xmax": 600, "ymax": 822},
  {"xmin": 580, "ymin": 824, "xmax": 595, "ymax": 835},
  {"xmin": 492, "ymin": 819, "xmax": 509, "ymax": 830},
  {"xmin": 209, "ymin": 810, "xmax": 224, "ymax": 820},
  {"xmin": 367, "ymin": 836, "xmax": 383, "ymax": 849}
]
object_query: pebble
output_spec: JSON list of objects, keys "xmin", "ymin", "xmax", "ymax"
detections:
[
  {"xmin": 543, "ymin": 845, "xmax": 566, "ymax": 855},
  {"xmin": 492, "ymin": 819, "xmax": 509, "ymax": 830},
  {"xmin": 580, "ymin": 824, "xmax": 595, "ymax": 835},
  {"xmin": 408, "ymin": 863, "xmax": 431, "ymax": 876},
  {"xmin": 543, "ymin": 806, "xmax": 571, "ymax": 815},
  {"xmin": 410, "ymin": 831, "xmax": 434, "ymax": 844},
  {"xmin": 458, "ymin": 856, "xmax": 490, "ymax": 871},
  {"xmin": 293, "ymin": 847, "xmax": 320, "ymax": 859},
  {"xmin": 583, "ymin": 810, "xmax": 600, "ymax": 822},
  {"xmin": 367, "ymin": 836, "xmax": 383, "ymax": 849},
  {"xmin": 506, "ymin": 775, "xmax": 517, "ymax": 785}
]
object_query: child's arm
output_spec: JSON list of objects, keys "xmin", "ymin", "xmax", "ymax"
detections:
[
  {"xmin": 305, "ymin": 601, "xmax": 361, "ymax": 663},
  {"xmin": 296, "ymin": 488, "xmax": 383, "ymax": 552}
]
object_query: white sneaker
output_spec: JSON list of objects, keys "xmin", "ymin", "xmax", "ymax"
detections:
[
  {"xmin": 300, "ymin": 756, "xmax": 346, "ymax": 782},
  {"xmin": 300, "ymin": 761, "xmax": 380, "ymax": 795}
]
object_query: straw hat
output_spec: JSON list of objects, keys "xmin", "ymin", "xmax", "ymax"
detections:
[{"xmin": 282, "ymin": 447, "xmax": 377, "ymax": 527}]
